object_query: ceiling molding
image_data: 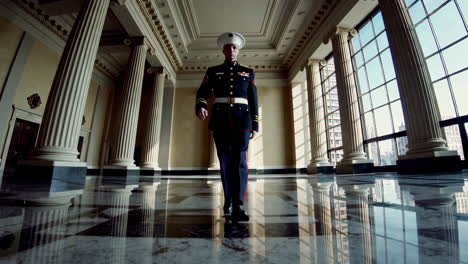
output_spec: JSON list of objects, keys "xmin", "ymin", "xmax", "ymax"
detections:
[
  {"xmin": 284, "ymin": 0, "xmax": 340, "ymax": 66},
  {"xmin": 136, "ymin": 0, "xmax": 182, "ymax": 69},
  {"xmin": 9, "ymin": 0, "xmax": 121, "ymax": 80}
]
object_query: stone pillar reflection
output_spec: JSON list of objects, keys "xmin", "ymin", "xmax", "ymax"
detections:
[
  {"xmin": 342, "ymin": 186, "xmax": 373, "ymax": 264},
  {"xmin": 109, "ymin": 38, "xmax": 148, "ymax": 167},
  {"xmin": 140, "ymin": 67, "xmax": 166, "ymax": 169},
  {"xmin": 311, "ymin": 180, "xmax": 334, "ymax": 264},
  {"xmin": 131, "ymin": 184, "xmax": 158, "ymax": 264},
  {"xmin": 378, "ymin": 0, "xmax": 458, "ymax": 163},
  {"xmin": 296, "ymin": 179, "xmax": 314, "ymax": 263},
  {"xmin": 22, "ymin": 198, "xmax": 72, "ymax": 264},
  {"xmin": 97, "ymin": 187, "xmax": 132, "ymax": 264},
  {"xmin": 31, "ymin": 0, "xmax": 110, "ymax": 162},
  {"xmin": 305, "ymin": 59, "xmax": 333, "ymax": 174},
  {"xmin": 325, "ymin": 27, "xmax": 373, "ymax": 174},
  {"xmin": 250, "ymin": 180, "xmax": 266, "ymax": 260}
]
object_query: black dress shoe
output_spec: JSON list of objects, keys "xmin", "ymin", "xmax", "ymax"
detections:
[
  {"xmin": 232, "ymin": 206, "xmax": 249, "ymax": 222},
  {"xmin": 223, "ymin": 205, "xmax": 232, "ymax": 217}
]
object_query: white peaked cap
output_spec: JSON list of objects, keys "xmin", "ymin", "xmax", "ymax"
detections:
[{"xmin": 217, "ymin": 32, "xmax": 246, "ymax": 49}]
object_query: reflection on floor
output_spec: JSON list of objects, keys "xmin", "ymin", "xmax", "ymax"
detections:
[{"xmin": 0, "ymin": 172, "xmax": 468, "ymax": 263}]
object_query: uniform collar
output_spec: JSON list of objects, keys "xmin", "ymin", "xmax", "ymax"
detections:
[{"xmin": 224, "ymin": 60, "xmax": 238, "ymax": 66}]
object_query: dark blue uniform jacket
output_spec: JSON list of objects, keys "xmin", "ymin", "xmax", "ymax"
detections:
[{"xmin": 195, "ymin": 62, "xmax": 259, "ymax": 132}]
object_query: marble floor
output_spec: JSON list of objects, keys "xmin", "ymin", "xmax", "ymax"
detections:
[{"xmin": 0, "ymin": 172, "xmax": 467, "ymax": 263}]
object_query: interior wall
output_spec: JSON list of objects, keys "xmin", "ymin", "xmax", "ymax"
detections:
[
  {"xmin": 0, "ymin": 17, "xmax": 24, "ymax": 96},
  {"xmin": 169, "ymin": 78, "xmax": 295, "ymax": 169},
  {"xmin": 170, "ymin": 87, "xmax": 211, "ymax": 168}
]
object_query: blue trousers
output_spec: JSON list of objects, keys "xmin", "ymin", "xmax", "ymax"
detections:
[{"xmin": 213, "ymin": 130, "xmax": 250, "ymax": 207}]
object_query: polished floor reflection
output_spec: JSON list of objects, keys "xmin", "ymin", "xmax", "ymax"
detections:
[{"xmin": 0, "ymin": 172, "xmax": 468, "ymax": 263}]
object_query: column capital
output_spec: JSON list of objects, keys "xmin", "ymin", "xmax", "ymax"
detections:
[
  {"xmin": 147, "ymin": 67, "xmax": 166, "ymax": 76},
  {"xmin": 124, "ymin": 36, "xmax": 151, "ymax": 51},
  {"xmin": 323, "ymin": 27, "xmax": 357, "ymax": 44},
  {"xmin": 302, "ymin": 58, "xmax": 326, "ymax": 70}
]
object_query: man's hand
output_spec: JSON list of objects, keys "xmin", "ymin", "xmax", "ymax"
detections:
[
  {"xmin": 197, "ymin": 108, "xmax": 208, "ymax": 120},
  {"xmin": 250, "ymin": 131, "xmax": 257, "ymax": 139}
]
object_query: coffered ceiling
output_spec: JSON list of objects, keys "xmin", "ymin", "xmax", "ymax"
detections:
[
  {"xmin": 160, "ymin": 0, "xmax": 329, "ymax": 68},
  {"xmin": 14, "ymin": 0, "xmax": 343, "ymax": 77}
]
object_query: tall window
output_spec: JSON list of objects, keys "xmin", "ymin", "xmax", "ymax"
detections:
[
  {"xmin": 350, "ymin": 11, "xmax": 407, "ymax": 166},
  {"xmin": 320, "ymin": 57, "xmax": 343, "ymax": 165},
  {"xmin": 407, "ymin": 0, "xmax": 468, "ymax": 160}
]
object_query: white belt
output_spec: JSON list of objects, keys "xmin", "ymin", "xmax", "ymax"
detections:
[{"xmin": 214, "ymin": 97, "xmax": 248, "ymax": 105}]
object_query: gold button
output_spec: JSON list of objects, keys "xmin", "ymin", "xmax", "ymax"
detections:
[
  {"xmin": 230, "ymin": 85, "xmax": 233, "ymax": 88},
  {"xmin": 230, "ymin": 73, "xmax": 233, "ymax": 75},
  {"xmin": 230, "ymin": 79, "xmax": 233, "ymax": 81},
  {"xmin": 230, "ymin": 104, "xmax": 233, "ymax": 107},
  {"xmin": 230, "ymin": 67, "xmax": 233, "ymax": 70},
  {"xmin": 230, "ymin": 92, "xmax": 233, "ymax": 95}
]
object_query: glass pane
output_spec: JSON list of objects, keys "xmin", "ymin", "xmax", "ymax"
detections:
[
  {"xmin": 396, "ymin": 136, "xmax": 408, "ymax": 155},
  {"xmin": 409, "ymin": 1, "xmax": 427, "ymax": 24},
  {"xmin": 450, "ymin": 70, "xmax": 468, "ymax": 116},
  {"xmin": 351, "ymin": 35, "xmax": 362, "ymax": 51},
  {"xmin": 406, "ymin": 0, "xmax": 417, "ymax": 7},
  {"xmin": 433, "ymin": 79, "xmax": 457, "ymax": 119},
  {"xmin": 371, "ymin": 85, "xmax": 388, "ymax": 108},
  {"xmin": 387, "ymin": 80, "xmax": 400, "ymax": 101},
  {"xmin": 443, "ymin": 125, "xmax": 464, "ymax": 160},
  {"xmin": 364, "ymin": 111, "xmax": 377, "ymax": 138},
  {"xmin": 367, "ymin": 57, "xmax": 385, "ymax": 89},
  {"xmin": 415, "ymin": 20, "xmax": 438, "ymax": 56},
  {"xmin": 367, "ymin": 142, "xmax": 379, "ymax": 165},
  {"xmin": 426, "ymin": 54, "xmax": 446, "ymax": 81},
  {"xmin": 380, "ymin": 49, "xmax": 396, "ymax": 81},
  {"xmin": 373, "ymin": 12, "xmax": 385, "ymax": 34},
  {"xmin": 354, "ymin": 51, "xmax": 364, "ymax": 68},
  {"xmin": 379, "ymin": 139, "xmax": 397, "ymax": 165},
  {"xmin": 442, "ymin": 37, "xmax": 468, "ymax": 75},
  {"xmin": 423, "ymin": 0, "xmax": 447, "ymax": 14},
  {"xmin": 362, "ymin": 93, "xmax": 372, "ymax": 112},
  {"xmin": 391, "ymin": 100, "xmax": 406, "ymax": 132},
  {"xmin": 376, "ymin": 32, "xmax": 389, "ymax": 52},
  {"xmin": 375, "ymin": 106, "xmax": 394, "ymax": 136},
  {"xmin": 359, "ymin": 22, "xmax": 375, "ymax": 46},
  {"xmin": 363, "ymin": 41, "xmax": 379, "ymax": 62},
  {"xmin": 459, "ymin": 0, "xmax": 468, "ymax": 21},
  {"xmin": 430, "ymin": 2, "xmax": 466, "ymax": 48},
  {"xmin": 357, "ymin": 67, "xmax": 369, "ymax": 93}
]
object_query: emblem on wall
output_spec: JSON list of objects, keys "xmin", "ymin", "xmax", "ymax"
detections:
[{"xmin": 27, "ymin": 93, "xmax": 42, "ymax": 109}]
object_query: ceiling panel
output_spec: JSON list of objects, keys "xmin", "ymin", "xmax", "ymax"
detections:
[{"xmin": 192, "ymin": 0, "xmax": 271, "ymax": 36}]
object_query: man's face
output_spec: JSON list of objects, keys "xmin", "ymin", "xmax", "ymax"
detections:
[{"xmin": 223, "ymin": 44, "xmax": 239, "ymax": 62}]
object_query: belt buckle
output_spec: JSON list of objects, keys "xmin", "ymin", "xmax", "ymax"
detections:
[{"xmin": 228, "ymin": 97, "xmax": 234, "ymax": 104}]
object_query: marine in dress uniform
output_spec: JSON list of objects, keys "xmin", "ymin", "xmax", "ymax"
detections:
[{"xmin": 195, "ymin": 32, "xmax": 259, "ymax": 222}]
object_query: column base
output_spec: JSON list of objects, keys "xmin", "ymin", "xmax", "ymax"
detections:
[
  {"xmin": 8, "ymin": 160, "xmax": 87, "ymax": 192},
  {"xmin": 397, "ymin": 152, "xmax": 461, "ymax": 174},
  {"xmin": 139, "ymin": 167, "xmax": 162, "ymax": 176},
  {"xmin": 208, "ymin": 167, "xmax": 221, "ymax": 175},
  {"xmin": 102, "ymin": 166, "xmax": 140, "ymax": 187},
  {"xmin": 336, "ymin": 160, "xmax": 374, "ymax": 174},
  {"xmin": 307, "ymin": 163, "xmax": 335, "ymax": 174}
]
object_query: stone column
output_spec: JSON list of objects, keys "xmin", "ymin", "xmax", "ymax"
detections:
[
  {"xmin": 378, "ymin": 0, "xmax": 460, "ymax": 173},
  {"xmin": 30, "ymin": 0, "xmax": 110, "ymax": 163},
  {"xmin": 305, "ymin": 59, "xmax": 333, "ymax": 174},
  {"xmin": 209, "ymin": 134, "xmax": 220, "ymax": 169},
  {"xmin": 109, "ymin": 38, "xmax": 148, "ymax": 167},
  {"xmin": 311, "ymin": 179, "xmax": 335, "ymax": 264},
  {"xmin": 140, "ymin": 67, "xmax": 166, "ymax": 170},
  {"xmin": 325, "ymin": 27, "xmax": 373, "ymax": 174},
  {"xmin": 342, "ymin": 185, "xmax": 373, "ymax": 264}
]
